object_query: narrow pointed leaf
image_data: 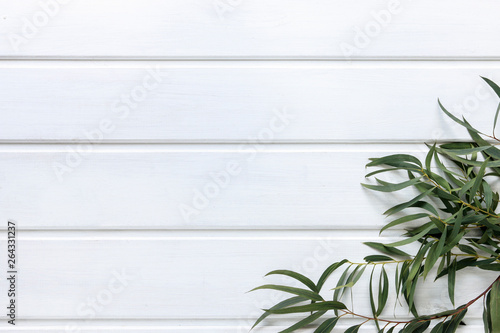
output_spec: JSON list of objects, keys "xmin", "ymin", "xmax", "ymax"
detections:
[
  {"xmin": 489, "ymin": 280, "xmax": 500, "ymax": 332},
  {"xmin": 430, "ymin": 322, "xmax": 444, "ymax": 333},
  {"xmin": 317, "ymin": 259, "xmax": 348, "ymax": 291},
  {"xmin": 278, "ymin": 311, "xmax": 326, "ymax": 333},
  {"xmin": 367, "ymin": 154, "xmax": 422, "ymax": 168},
  {"xmin": 448, "ymin": 259, "xmax": 457, "ymax": 306},
  {"xmin": 383, "ymin": 188, "xmax": 435, "ymax": 216},
  {"xmin": 364, "ymin": 242, "xmax": 410, "ymax": 256},
  {"xmin": 424, "ymin": 227, "xmax": 447, "ymax": 278},
  {"xmin": 362, "ymin": 177, "xmax": 422, "ymax": 192},
  {"xmin": 364, "ymin": 255, "xmax": 393, "ymax": 263},
  {"xmin": 470, "ymin": 158, "xmax": 489, "ymax": 199},
  {"xmin": 314, "ymin": 317, "xmax": 339, "ymax": 333},
  {"xmin": 252, "ymin": 296, "xmax": 307, "ymax": 329},
  {"xmin": 377, "ymin": 266, "xmax": 389, "ymax": 316},
  {"xmin": 267, "ymin": 301, "xmax": 346, "ymax": 314},
  {"xmin": 250, "ymin": 285, "xmax": 323, "ymax": 301},
  {"xmin": 266, "ymin": 270, "xmax": 318, "ymax": 292},
  {"xmin": 380, "ymin": 213, "xmax": 429, "ymax": 234},
  {"xmin": 344, "ymin": 325, "xmax": 361, "ymax": 333},
  {"xmin": 384, "ymin": 224, "xmax": 434, "ymax": 247},
  {"xmin": 438, "ymin": 99, "xmax": 484, "ymax": 135}
]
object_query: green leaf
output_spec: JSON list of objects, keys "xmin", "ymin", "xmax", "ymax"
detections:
[
  {"xmin": 482, "ymin": 76, "xmax": 500, "ymax": 98},
  {"xmin": 457, "ymin": 244, "xmax": 477, "ymax": 255},
  {"xmin": 266, "ymin": 270, "xmax": 318, "ymax": 292},
  {"xmin": 344, "ymin": 325, "xmax": 361, "ymax": 333},
  {"xmin": 431, "ymin": 216, "xmax": 445, "ymax": 232},
  {"xmin": 482, "ymin": 77, "xmax": 500, "ymax": 136},
  {"xmin": 484, "ymin": 291, "xmax": 492, "ymax": 333},
  {"xmin": 478, "ymin": 264, "xmax": 500, "ymax": 271},
  {"xmin": 402, "ymin": 320, "xmax": 430, "ymax": 333},
  {"xmin": 410, "ymin": 200, "xmax": 439, "ymax": 216},
  {"xmin": 408, "ymin": 241, "xmax": 433, "ymax": 281},
  {"xmin": 448, "ymin": 258, "xmax": 457, "ymax": 306},
  {"xmin": 362, "ymin": 177, "xmax": 422, "ymax": 192},
  {"xmin": 444, "ymin": 146, "xmax": 490, "ymax": 155},
  {"xmin": 494, "ymin": 102, "xmax": 500, "ymax": 136},
  {"xmin": 333, "ymin": 265, "xmax": 351, "ymax": 311},
  {"xmin": 458, "ymin": 178, "xmax": 475, "ymax": 198},
  {"xmin": 367, "ymin": 154, "xmax": 422, "ymax": 168},
  {"xmin": 426, "ymin": 143, "xmax": 436, "ymax": 173},
  {"xmin": 424, "ymin": 227, "xmax": 448, "ymax": 278},
  {"xmin": 344, "ymin": 265, "xmax": 367, "ymax": 291},
  {"xmin": 383, "ymin": 188, "xmax": 435, "ymax": 216},
  {"xmin": 470, "ymin": 158, "xmax": 489, "ymax": 200},
  {"xmin": 384, "ymin": 224, "xmax": 434, "ymax": 247},
  {"xmin": 430, "ymin": 322, "xmax": 444, "ymax": 333},
  {"xmin": 377, "ymin": 266, "xmax": 389, "ymax": 316},
  {"xmin": 364, "ymin": 255, "xmax": 393, "ymax": 263},
  {"xmin": 314, "ymin": 317, "xmax": 339, "ymax": 333},
  {"xmin": 442, "ymin": 307, "xmax": 467, "ymax": 332},
  {"xmin": 250, "ymin": 285, "xmax": 323, "ymax": 301},
  {"xmin": 365, "ymin": 167, "xmax": 401, "ymax": 178},
  {"xmin": 405, "ymin": 274, "xmax": 420, "ymax": 317},
  {"xmin": 435, "ymin": 173, "xmax": 453, "ymax": 193},
  {"xmin": 316, "ymin": 259, "xmax": 348, "ymax": 291},
  {"xmin": 483, "ymin": 181, "xmax": 494, "ymax": 210},
  {"xmin": 437, "ymin": 149, "xmax": 500, "ymax": 168},
  {"xmin": 466, "ymin": 124, "xmax": 500, "ymax": 160},
  {"xmin": 434, "ymin": 151, "xmax": 465, "ymax": 186},
  {"xmin": 369, "ymin": 268, "xmax": 377, "ymax": 327},
  {"xmin": 252, "ymin": 296, "xmax": 307, "ymax": 329},
  {"xmin": 364, "ymin": 242, "xmax": 410, "ymax": 256},
  {"xmin": 470, "ymin": 240, "xmax": 499, "ymax": 256},
  {"xmin": 438, "ymin": 99, "xmax": 484, "ymax": 135},
  {"xmin": 380, "ymin": 213, "xmax": 429, "ymax": 234},
  {"xmin": 435, "ymin": 257, "xmax": 478, "ymax": 280},
  {"xmin": 267, "ymin": 301, "xmax": 346, "ymax": 314},
  {"xmin": 278, "ymin": 311, "xmax": 326, "ymax": 333}
]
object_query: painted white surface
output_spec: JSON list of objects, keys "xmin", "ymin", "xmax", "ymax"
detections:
[
  {"xmin": 0, "ymin": 0, "xmax": 499, "ymax": 59},
  {"xmin": 0, "ymin": 143, "xmax": 432, "ymax": 229},
  {"xmin": 0, "ymin": 0, "xmax": 498, "ymax": 332},
  {"xmin": 0, "ymin": 61, "xmax": 498, "ymax": 142},
  {"xmin": 3, "ymin": 231, "xmax": 497, "ymax": 321}
]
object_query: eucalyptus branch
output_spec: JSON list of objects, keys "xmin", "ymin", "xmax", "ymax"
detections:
[
  {"xmin": 339, "ymin": 274, "xmax": 500, "ymax": 325},
  {"xmin": 251, "ymin": 77, "xmax": 500, "ymax": 333}
]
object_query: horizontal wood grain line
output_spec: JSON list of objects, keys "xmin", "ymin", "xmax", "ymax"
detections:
[
  {"xmin": 0, "ymin": 142, "xmax": 428, "ymax": 151},
  {"xmin": 4, "ymin": 56, "xmax": 500, "ymax": 61},
  {"xmin": 0, "ymin": 322, "xmax": 484, "ymax": 332},
  {"xmin": 2, "ymin": 59, "xmax": 500, "ymax": 68},
  {"xmin": 0, "ymin": 229, "xmax": 401, "ymax": 239}
]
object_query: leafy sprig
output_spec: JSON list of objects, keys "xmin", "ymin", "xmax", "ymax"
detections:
[{"xmin": 251, "ymin": 77, "xmax": 500, "ymax": 332}]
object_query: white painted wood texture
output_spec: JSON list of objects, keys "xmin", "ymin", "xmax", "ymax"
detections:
[
  {"xmin": 1, "ymin": 0, "xmax": 499, "ymax": 332},
  {"xmin": 0, "ymin": 61, "xmax": 499, "ymax": 142},
  {"xmin": 0, "ymin": 143, "xmax": 431, "ymax": 229},
  {"xmin": 0, "ymin": 0, "xmax": 499, "ymax": 59},
  {"xmin": 3, "ymin": 231, "xmax": 496, "ymax": 323}
]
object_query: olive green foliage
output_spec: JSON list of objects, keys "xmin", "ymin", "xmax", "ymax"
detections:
[{"xmin": 251, "ymin": 77, "xmax": 500, "ymax": 333}]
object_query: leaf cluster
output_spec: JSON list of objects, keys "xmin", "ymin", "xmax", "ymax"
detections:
[{"xmin": 251, "ymin": 77, "xmax": 500, "ymax": 332}]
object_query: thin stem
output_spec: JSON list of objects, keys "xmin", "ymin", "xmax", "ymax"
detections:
[{"xmin": 340, "ymin": 275, "xmax": 500, "ymax": 325}]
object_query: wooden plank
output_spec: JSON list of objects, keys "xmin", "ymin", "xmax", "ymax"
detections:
[
  {"xmin": 0, "ymin": 1, "xmax": 499, "ymax": 58},
  {"xmin": 0, "ymin": 320, "xmax": 484, "ymax": 332},
  {"xmin": 0, "ymin": 61, "xmax": 499, "ymax": 142},
  {"xmin": 5, "ymin": 230, "xmax": 495, "ymax": 320},
  {"xmin": 0, "ymin": 143, "xmax": 435, "ymax": 229}
]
